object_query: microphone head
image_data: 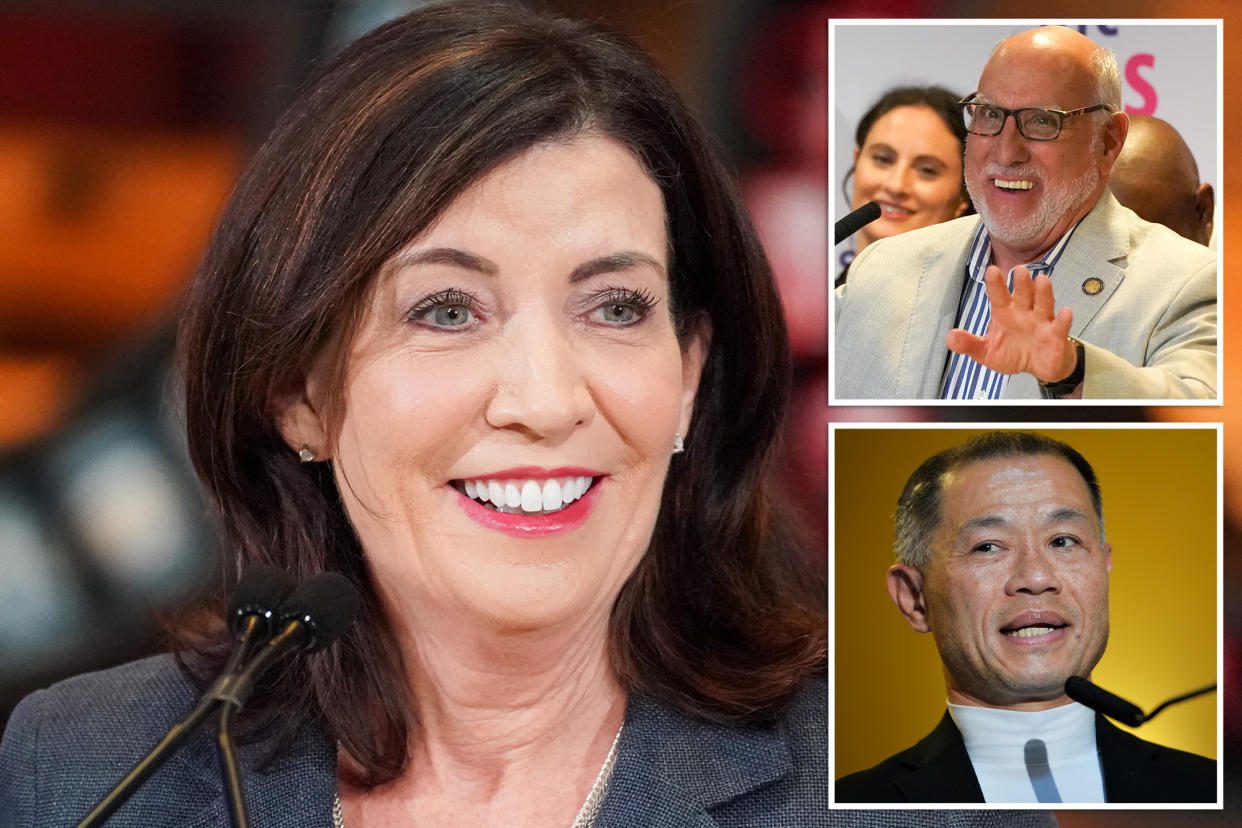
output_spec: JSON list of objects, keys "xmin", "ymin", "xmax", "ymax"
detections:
[
  {"xmin": 833, "ymin": 201, "xmax": 883, "ymax": 244},
  {"xmin": 230, "ymin": 565, "xmax": 296, "ymax": 637},
  {"xmin": 1065, "ymin": 675, "xmax": 1145, "ymax": 726},
  {"xmin": 858, "ymin": 201, "xmax": 882, "ymax": 223},
  {"xmin": 278, "ymin": 572, "xmax": 361, "ymax": 651}
]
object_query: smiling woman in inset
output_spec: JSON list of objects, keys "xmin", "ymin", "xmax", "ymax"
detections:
[
  {"xmin": 840, "ymin": 86, "xmax": 972, "ymax": 284},
  {"xmin": 0, "ymin": 4, "xmax": 828, "ymax": 827}
]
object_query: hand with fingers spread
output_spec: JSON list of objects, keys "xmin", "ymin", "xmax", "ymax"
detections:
[{"xmin": 945, "ymin": 265, "xmax": 1078, "ymax": 384}]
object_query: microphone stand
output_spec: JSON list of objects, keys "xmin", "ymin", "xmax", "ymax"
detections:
[
  {"xmin": 74, "ymin": 691, "xmax": 229, "ymax": 828},
  {"xmin": 1142, "ymin": 683, "xmax": 1217, "ymax": 723},
  {"xmin": 208, "ymin": 619, "xmax": 315, "ymax": 828},
  {"xmin": 75, "ymin": 615, "xmax": 266, "ymax": 828},
  {"xmin": 1065, "ymin": 674, "xmax": 1217, "ymax": 727},
  {"xmin": 74, "ymin": 572, "xmax": 356, "ymax": 827},
  {"xmin": 217, "ymin": 705, "xmax": 248, "ymax": 828}
]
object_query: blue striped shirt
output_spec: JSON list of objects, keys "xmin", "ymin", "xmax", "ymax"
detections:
[{"xmin": 939, "ymin": 222, "xmax": 1080, "ymax": 400}]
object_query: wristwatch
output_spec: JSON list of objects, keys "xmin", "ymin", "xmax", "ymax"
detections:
[{"xmin": 1039, "ymin": 337, "xmax": 1085, "ymax": 396}]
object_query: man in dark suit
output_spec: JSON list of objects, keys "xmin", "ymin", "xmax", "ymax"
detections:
[{"xmin": 835, "ymin": 432, "xmax": 1215, "ymax": 804}]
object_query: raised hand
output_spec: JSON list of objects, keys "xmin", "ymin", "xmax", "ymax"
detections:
[{"xmin": 946, "ymin": 265, "xmax": 1077, "ymax": 383}]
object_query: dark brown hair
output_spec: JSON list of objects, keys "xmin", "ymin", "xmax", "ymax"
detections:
[{"xmin": 178, "ymin": 0, "xmax": 824, "ymax": 787}]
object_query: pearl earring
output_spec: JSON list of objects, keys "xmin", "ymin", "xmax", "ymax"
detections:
[
  {"xmin": 298, "ymin": 446, "xmax": 316, "ymax": 463},
  {"xmin": 672, "ymin": 433, "xmax": 685, "ymax": 455}
]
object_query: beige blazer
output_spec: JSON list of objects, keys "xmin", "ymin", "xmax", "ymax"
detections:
[{"xmin": 832, "ymin": 192, "xmax": 1217, "ymax": 400}]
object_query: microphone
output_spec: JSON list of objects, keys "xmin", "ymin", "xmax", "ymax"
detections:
[
  {"xmin": 75, "ymin": 570, "xmax": 357, "ymax": 828},
  {"xmin": 231, "ymin": 565, "xmax": 297, "ymax": 636},
  {"xmin": 1065, "ymin": 676, "xmax": 1145, "ymax": 726},
  {"xmin": 213, "ymin": 565, "xmax": 295, "ymax": 827},
  {"xmin": 1065, "ymin": 675, "xmax": 1216, "ymax": 727},
  {"xmin": 834, "ymin": 201, "xmax": 882, "ymax": 245},
  {"xmin": 211, "ymin": 572, "xmax": 359, "ymax": 828},
  {"xmin": 221, "ymin": 565, "xmax": 297, "ymax": 675},
  {"xmin": 211, "ymin": 572, "xmax": 360, "ymax": 710}
]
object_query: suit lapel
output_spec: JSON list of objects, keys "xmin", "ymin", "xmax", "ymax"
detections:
[
  {"xmin": 998, "ymin": 193, "xmax": 1127, "ymax": 399},
  {"xmin": 892, "ymin": 712, "xmax": 986, "ymax": 803},
  {"xmin": 594, "ymin": 694, "xmax": 792, "ymax": 827},
  {"xmin": 900, "ymin": 235, "xmax": 974, "ymax": 398},
  {"xmin": 1048, "ymin": 191, "xmax": 1129, "ymax": 341}
]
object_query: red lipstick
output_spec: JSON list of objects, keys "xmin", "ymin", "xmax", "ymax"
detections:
[{"xmin": 453, "ymin": 473, "xmax": 603, "ymax": 538}]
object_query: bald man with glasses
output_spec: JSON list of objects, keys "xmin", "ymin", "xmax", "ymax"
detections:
[{"xmin": 833, "ymin": 26, "xmax": 1216, "ymax": 400}]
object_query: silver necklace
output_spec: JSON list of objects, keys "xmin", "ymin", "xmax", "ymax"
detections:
[{"xmin": 333, "ymin": 722, "xmax": 623, "ymax": 828}]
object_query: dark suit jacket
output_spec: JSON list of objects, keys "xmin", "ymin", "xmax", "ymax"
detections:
[
  {"xmin": 835, "ymin": 710, "xmax": 1216, "ymax": 804},
  {"xmin": 0, "ymin": 656, "xmax": 1062, "ymax": 827}
]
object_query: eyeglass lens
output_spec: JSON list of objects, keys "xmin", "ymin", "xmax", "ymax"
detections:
[{"xmin": 965, "ymin": 105, "xmax": 1062, "ymax": 140}]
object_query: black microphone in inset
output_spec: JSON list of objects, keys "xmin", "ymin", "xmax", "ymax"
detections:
[
  {"xmin": 1065, "ymin": 675, "xmax": 1216, "ymax": 727},
  {"xmin": 834, "ymin": 201, "xmax": 882, "ymax": 245}
]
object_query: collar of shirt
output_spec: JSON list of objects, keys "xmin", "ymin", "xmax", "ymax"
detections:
[
  {"xmin": 966, "ymin": 218, "xmax": 1082, "ymax": 287},
  {"xmin": 949, "ymin": 701, "xmax": 1098, "ymax": 765}
]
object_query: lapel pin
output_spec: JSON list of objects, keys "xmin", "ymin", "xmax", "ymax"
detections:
[{"xmin": 1081, "ymin": 277, "xmax": 1104, "ymax": 296}]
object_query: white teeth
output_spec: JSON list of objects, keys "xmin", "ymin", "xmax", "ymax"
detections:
[
  {"xmin": 994, "ymin": 178, "xmax": 1034, "ymax": 190},
  {"xmin": 1005, "ymin": 626, "xmax": 1056, "ymax": 638},
  {"xmin": 459, "ymin": 476, "xmax": 595, "ymax": 515},
  {"xmin": 542, "ymin": 479, "xmax": 562, "ymax": 511},
  {"xmin": 519, "ymin": 480, "xmax": 540, "ymax": 511}
]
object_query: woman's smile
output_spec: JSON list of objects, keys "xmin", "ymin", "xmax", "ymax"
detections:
[
  {"xmin": 451, "ymin": 472, "xmax": 605, "ymax": 538},
  {"xmin": 453, "ymin": 470, "xmax": 599, "ymax": 516}
]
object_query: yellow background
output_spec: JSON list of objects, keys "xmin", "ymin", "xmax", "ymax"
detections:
[{"xmin": 832, "ymin": 426, "xmax": 1218, "ymax": 778}]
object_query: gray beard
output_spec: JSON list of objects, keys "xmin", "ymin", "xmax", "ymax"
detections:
[{"xmin": 968, "ymin": 164, "xmax": 1100, "ymax": 251}]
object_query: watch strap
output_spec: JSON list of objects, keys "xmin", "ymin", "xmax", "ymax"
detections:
[{"xmin": 1039, "ymin": 337, "xmax": 1085, "ymax": 396}]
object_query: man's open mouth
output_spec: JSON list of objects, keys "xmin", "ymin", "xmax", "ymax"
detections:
[
  {"xmin": 1000, "ymin": 610, "xmax": 1069, "ymax": 639},
  {"xmin": 452, "ymin": 476, "xmax": 596, "ymax": 516},
  {"xmin": 1001, "ymin": 624, "xmax": 1067, "ymax": 638}
]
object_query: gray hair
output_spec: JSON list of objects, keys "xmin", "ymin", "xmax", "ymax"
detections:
[
  {"xmin": 1092, "ymin": 46, "xmax": 1123, "ymax": 112},
  {"xmin": 894, "ymin": 432, "xmax": 1104, "ymax": 567}
]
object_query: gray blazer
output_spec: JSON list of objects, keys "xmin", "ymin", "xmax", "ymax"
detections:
[
  {"xmin": 0, "ymin": 655, "xmax": 1055, "ymax": 827},
  {"xmin": 833, "ymin": 191, "xmax": 1217, "ymax": 400}
]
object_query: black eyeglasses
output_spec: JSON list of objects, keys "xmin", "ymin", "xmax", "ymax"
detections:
[{"xmin": 958, "ymin": 95, "xmax": 1112, "ymax": 141}]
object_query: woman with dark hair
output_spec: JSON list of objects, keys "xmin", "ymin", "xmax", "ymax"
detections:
[
  {"xmin": 839, "ymin": 85, "xmax": 973, "ymax": 285},
  {"xmin": 0, "ymin": 3, "xmax": 825, "ymax": 825}
]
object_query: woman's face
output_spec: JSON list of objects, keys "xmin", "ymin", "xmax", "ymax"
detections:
[
  {"xmin": 281, "ymin": 135, "xmax": 705, "ymax": 635},
  {"xmin": 851, "ymin": 104, "xmax": 968, "ymax": 251}
]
